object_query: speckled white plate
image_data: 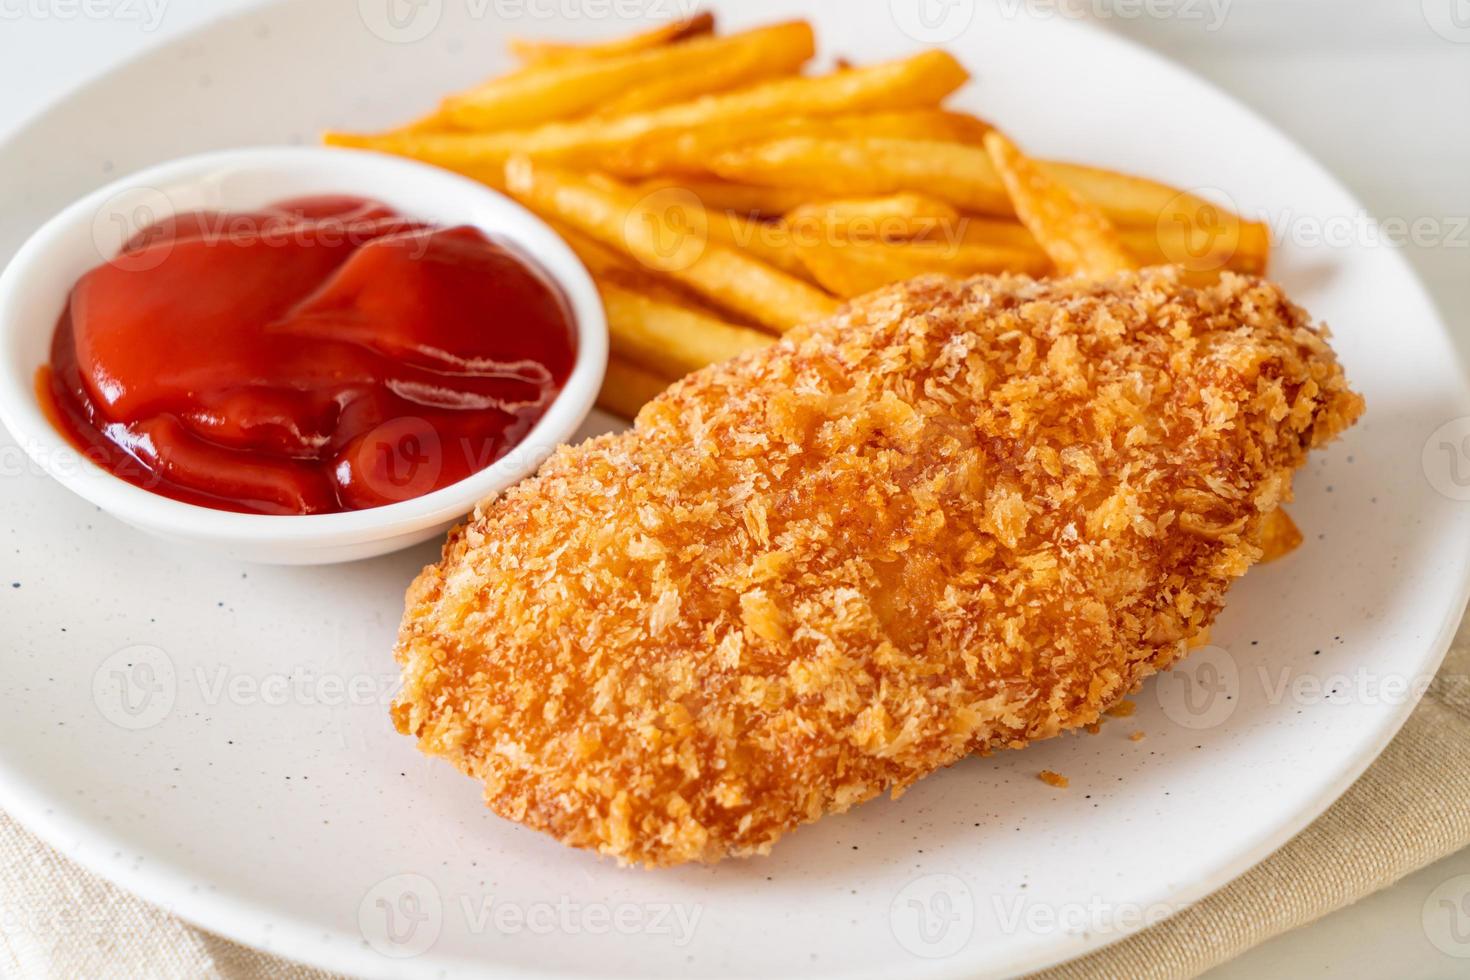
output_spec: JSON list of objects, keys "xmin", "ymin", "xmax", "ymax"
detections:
[{"xmin": 1, "ymin": 2, "xmax": 1468, "ymax": 978}]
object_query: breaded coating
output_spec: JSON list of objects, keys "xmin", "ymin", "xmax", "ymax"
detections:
[{"xmin": 392, "ymin": 269, "xmax": 1363, "ymax": 867}]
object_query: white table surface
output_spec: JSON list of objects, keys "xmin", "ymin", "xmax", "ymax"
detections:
[{"xmin": 1, "ymin": 2, "xmax": 1467, "ymax": 978}]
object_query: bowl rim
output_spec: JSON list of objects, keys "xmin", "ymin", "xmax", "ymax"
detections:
[{"xmin": 0, "ymin": 145, "xmax": 608, "ymax": 548}]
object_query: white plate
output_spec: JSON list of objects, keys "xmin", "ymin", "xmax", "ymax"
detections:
[{"xmin": 1, "ymin": 2, "xmax": 1467, "ymax": 978}]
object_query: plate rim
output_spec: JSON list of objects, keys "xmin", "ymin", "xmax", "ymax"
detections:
[{"xmin": 0, "ymin": 3, "xmax": 1467, "ymax": 978}]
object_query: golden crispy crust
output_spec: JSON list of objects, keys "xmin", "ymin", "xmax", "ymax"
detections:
[{"xmin": 392, "ymin": 269, "xmax": 1363, "ymax": 867}]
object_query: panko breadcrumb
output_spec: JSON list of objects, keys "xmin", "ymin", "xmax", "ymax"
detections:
[{"xmin": 391, "ymin": 269, "xmax": 1363, "ymax": 867}]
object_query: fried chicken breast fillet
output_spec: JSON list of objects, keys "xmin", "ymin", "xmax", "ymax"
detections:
[{"xmin": 391, "ymin": 268, "xmax": 1363, "ymax": 867}]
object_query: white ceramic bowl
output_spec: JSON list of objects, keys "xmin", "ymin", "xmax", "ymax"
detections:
[{"xmin": 0, "ymin": 146, "xmax": 608, "ymax": 564}]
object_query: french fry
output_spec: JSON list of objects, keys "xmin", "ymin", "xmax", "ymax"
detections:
[
  {"xmin": 706, "ymin": 212, "xmax": 812, "ymax": 280},
  {"xmin": 983, "ymin": 131, "xmax": 1136, "ymax": 278},
  {"xmin": 710, "ymin": 138, "xmax": 1014, "ymax": 213},
  {"xmin": 602, "ymin": 282, "xmax": 770, "ymax": 377},
  {"xmin": 787, "ymin": 193, "xmax": 961, "ymax": 242},
  {"xmin": 601, "ymin": 109, "xmax": 991, "ymax": 178},
  {"xmin": 952, "ymin": 218, "xmax": 1265, "ymax": 275},
  {"xmin": 509, "ymin": 12, "xmax": 716, "ymax": 67},
  {"xmin": 987, "ymin": 138, "xmax": 1264, "ymax": 283},
  {"xmin": 1258, "ymin": 508, "xmax": 1303, "ymax": 563},
  {"xmin": 443, "ymin": 22, "xmax": 816, "ymax": 131},
  {"xmin": 598, "ymin": 356, "xmax": 672, "ymax": 420},
  {"xmin": 596, "ymin": 48, "xmax": 807, "ymax": 117},
  {"xmin": 506, "ymin": 157, "xmax": 839, "ymax": 333},
  {"xmin": 543, "ymin": 219, "xmax": 739, "ymax": 313},
  {"xmin": 325, "ymin": 52, "xmax": 970, "ymax": 170},
  {"xmin": 394, "ymin": 108, "xmax": 460, "ymax": 134},
  {"xmin": 708, "ymin": 137, "xmax": 1271, "ymax": 268},
  {"xmin": 948, "ymin": 216, "xmax": 1040, "ymax": 250},
  {"xmin": 438, "ymin": 159, "xmax": 513, "ymax": 190},
  {"xmin": 1043, "ymin": 162, "xmax": 1272, "ymax": 273},
  {"xmin": 633, "ymin": 178, "xmax": 816, "ymax": 218},
  {"xmin": 566, "ymin": 204, "xmax": 812, "ymax": 286},
  {"xmin": 546, "ymin": 219, "xmax": 642, "ymax": 277},
  {"xmin": 1120, "ymin": 227, "xmax": 1266, "ymax": 275},
  {"xmin": 797, "ymin": 239, "xmax": 1049, "ymax": 298}
]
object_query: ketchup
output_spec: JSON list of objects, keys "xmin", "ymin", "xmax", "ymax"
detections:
[{"xmin": 41, "ymin": 197, "xmax": 576, "ymax": 515}]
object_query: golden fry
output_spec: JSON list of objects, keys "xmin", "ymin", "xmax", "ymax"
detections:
[
  {"xmin": 710, "ymin": 138, "xmax": 1014, "ymax": 213},
  {"xmin": 444, "ymin": 22, "xmax": 815, "ymax": 130},
  {"xmin": 506, "ymin": 158, "xmax": 839, "ymax": 332},
  {"xmin": 569, "ymin": 196, "xmax": 811, "ymax": 283},
  {"xmin": 1044, "ymin": 162, "xmax": 1272, "ymax": 273},
  {"xmin": 1258, "ymin": 508, "xmax": 1303, "ymax": 563},
  {"xmin": 788, "ymin": 193, "xmax": 961, "ymax": 241},
  {"xmin": 1122, "ymin": 228, "xmax": 1265, "ymax": 275},
  {"xmin": 602, "ymin": 282, "xmax": 770, "ymax": 377},
  {"xmin": 596, "ymin": 46, "xmax": 806, "ymax": 116},
  {"xmin": 509, "ymin": 12, "xmax": 716, "ymax": 67},
  {"xmin": 708, "ymin": 137, "xmax": 1271, "ymax": 270},
  {"xmin": 545, "ymin": 219, "xmax": 637, "ymax": 277},
  {"xmin": 392, "ymin": 108, "xmax": 460, "ymax": 134},
  {"xmin": 951, "ymin": 218, "xmax": 1264, "ymax": 275},
  {"xmin": 633, "ymin": 178, "xmax": 816, "ymax": 218},
  {"xmin": 983, "ymin": 131, "xmax": 1136, "ymax": 278},
  {"xmin": 597, "ymin": 356, "xmax": 671, "ymax": 420},
  {"xmin": 797, "ymin": 238, "xmax": 1049, "ymax": 298},
  {"xmin": 948, "ymin": 216, "xmax": 1041, "ymax": 249},
  {"xmin": 325, "ymin": 52, "xmax": 969, "ymax": 170},
  {"xmin": 707, "ymin": 212, "xmax": 813, "ymax": 280},
  {"xmin": 601, "ymin": 109, "xmax": 991, "ymax": 178}
]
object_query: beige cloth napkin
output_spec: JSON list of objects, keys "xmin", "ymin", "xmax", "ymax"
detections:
[{"xmin": 3, "ymin": 615, "xmax": 1468, "ymax": 980}]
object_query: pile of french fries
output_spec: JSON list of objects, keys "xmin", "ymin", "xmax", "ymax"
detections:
[{"xmin": 325, "ymin": 13, "xmax": 1273, "ymax": 422}]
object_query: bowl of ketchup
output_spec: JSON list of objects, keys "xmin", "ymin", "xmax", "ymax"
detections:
[{"xmin": 0, "ymin": 147, "xmax": 608, "ymax": 564}]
